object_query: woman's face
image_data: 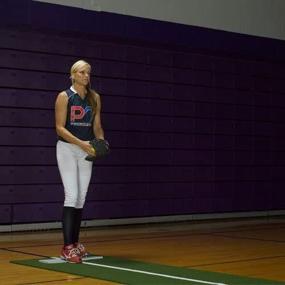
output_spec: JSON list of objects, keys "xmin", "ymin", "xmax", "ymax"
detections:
[{"xmin": 73, "ymin": 65, "xmax": 91, "ymax": 86}]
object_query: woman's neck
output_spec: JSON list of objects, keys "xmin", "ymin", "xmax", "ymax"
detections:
[{"xmin": 72, "ymin": 84, "xmax": 87, "ymax": 98}]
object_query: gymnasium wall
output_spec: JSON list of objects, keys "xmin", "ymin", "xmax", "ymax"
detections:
[{"xmin": 1, "ymin": 0, "xmax": 285, "ymax": 226}]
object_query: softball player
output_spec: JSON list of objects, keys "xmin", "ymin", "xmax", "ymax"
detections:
[{"xmin": 55, "ymin": 60, "xmax": 104, "ymax": 263}]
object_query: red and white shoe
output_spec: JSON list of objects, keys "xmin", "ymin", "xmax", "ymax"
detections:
[
  {"xmin": 61, "ymin": 244, "xmax": 82, "ymax": 263},
  {"xmin": 74, "ymin": 242, "xmax": 88, "ymax": 257}
]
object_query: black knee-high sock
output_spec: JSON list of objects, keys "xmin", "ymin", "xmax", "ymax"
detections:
[
  {"xmin": 73, "ymin": 208, "xmax": 83, "ymax": 244},
  {"xmin": 62, "ymin": 206, "xmax": 76, "ymax": 246}
]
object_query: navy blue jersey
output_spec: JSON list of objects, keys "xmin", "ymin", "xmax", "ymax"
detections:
[{"xmin": 58, "ymin": 87, "xmax": 95, "ymax": 142}]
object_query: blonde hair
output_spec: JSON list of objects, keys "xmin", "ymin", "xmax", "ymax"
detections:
[{"xmin": 70, "ymin": 59, "xmax": 97, "ymax": 113}]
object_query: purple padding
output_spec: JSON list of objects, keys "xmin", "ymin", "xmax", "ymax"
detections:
[
  {"xmin": 0, "ymin": 127, "xmax": 56, "ymax": 146},
  {"xmin": 272, "ymin": 152, "xmax": 285, "ymax": 165},
  {"xmin": 215, "ymin": 89, "xmax": 236, "ymax": 104},
  {"xmin": 234, "ymin": 136, "xmax": 253, "ymax": 151},
  {"xmin": 213, "ymin": 182, "xmax": 234, "ymax": 197},
  {"xmin": 87, "ymin": 183, "xmax": 148, "ymax": 201},
  {"xmin": 235, "ymin": 105, "xmax": 254, "ymax": 120},
  {"xmin": 254, "ymin": 106, "xmax": 270, "ymax": 121},
  {"xmin": 272, "ymin": 138, "xmax": 285, "ymax": 151},
  {"xmin": 0, "ymin": 166, "xmax": 61, "ymax": 184},
  {"xmin": 252, "ymin": 137, "xmax": 271, "ymax": 151},
  {"xmin": 192, "ymin": 70, "xmax": 212, "ymax": 87},
  {"xmin": 214, "ymin": 151, "xmax": 234, "ymax": 165},
  {"xmin": 213, "ymin": 57, "xmax": 235, "ymax": 73},
  {"xmin": 99, "ymin": 61, "xmax": 127, "ymax": 79},
  {"xmin": 173, "ymin": 68, "xmax": 193, "ymax": 84},
  {"xmin": 235, "ymin": 91, "xmax": 254, "ymax": 105},
  {"xmin": 126, "ymin": 81, "xmax": 150, "ymax": 97},
  {"xmin": 194, "ymin": 118, "xmax": 214, "ymax": 134},
  {"xmin": 252, "ymin": 181, "xmax": 272, "ymax": 210},
  {"xmin": 126, "ymin": 97, "xmax": 151, "ymax": 114},
  {"xmin": 253, "ymin": 166, "xmax": 272, "ymax": 180},
  {"xmin": 147, "ymin": 183, "xmax": 194, "ymax": 199},
  {"xmin": 83, "ymin": 200, "xmax": 148, "ymax": 219},
  {"xmin": 235, "ymin": 75, "xmax": 253, "ymax": 91},
  {"xmin": 0, "ymin": 49, "xmax": 74, "ymax": 73},
  {"xmin": 173, "ymin": 101, "xmax": 195, "ymax": 117},
  {"xmin": 271, "ymin": 108, "xmax": 285, "ymax": 122},
  {"xmin": 13, "ymin": 203, "xmax": 61, "ymax": 223},
  {"xmin": 271, "ymin": 182, "xmax": 285, "ymax": 209},
  {"xmin": 148, "ymin": 166, "xmax": 193, "ymax": 182},
  {"xmin": 193, "ymin": 54, "xmax": 213, "ymax": 70},
  {"xmin": 193, "ymin": 182, "xmax": 213, "ymax": 198},
  {"xmin": 0, "ymin": 68, "xmax": 67, "ymax": 90},
  {"xmin": 148, "ymin": 99, "xmax": 173, "ymax": 116},
  {"xmin": 214, "ymin": 135, "xmax": 234, "ymax": 150},
  {"xmin": 193, "ymin": 166, "xmax": 214, "ymax": 181},
  {"xmin": 173, "ymin": 133, "xmax": 195, "ymax": 149},
  {"xmin": 103, "ymin": 113, "xmax": 127, "ymax": 130},
  {"xmin": 125, "ymin": 114, "xmax": 150, "ymax": 131},
  {"xmin": 0, "ymin": 108, "xmax": 54, "ymax": 127},
  {"xmin": 0, "ymin": 185, "xmax": 63, "ymax": 203},
  {"xmin": 253, "ymin": 122, "xmax": 273, "ymax": 136},
  {"xmin": 1, "ymin": 88, "xmax": 56, "ymax": 109},
  {"xmin": 234, "ymin": 151, "xmax": 253, "ymax": 164},
  {"xmin": 253, "ymin": 77, "xmax": 272, "ymax": 93},
  {"xmin": 146, "ymin": 65, "xmax": 172, "ymax": 82},
  {"xmin": 91, "ymin": 166, "xmax": 152, "ymax": 184},
  {"xmin": 149, "ymin": 82, "xmax": 173, "ymax": 99},
  {"xmin": 147, "ymin": 116, "xmax": 173, "ymax": 132},
  {"xmin": 214, "ymin": 166, "xmax": 234, "ymax": 180},
  {"xmin": 214, "ymin": 74, "xmax": 235, "ymax": 89},
  {"xmin": 214, "ymin": 104, "xmax": 235, "ymax": 119},
  {"xmin": 233, "ymin": 181, "xmax": 255, "ymax": 211},
  {"xmin": 194, "ymin": 134, "xmax": 214, "ymax": 149},
  {"xmin": 0, "ymin": 184, "xmax": 63, "ymax": 204},
  {"xmin": 97, "ymin": 78, "xmax": 126, "ymax": 95},
  {"xmin": 124, "ymin": 132, "xmax": 151, "ymax": 148},
  {"xmin": 125, "ymin": 62, "xmax": 147, "ymax": 80},
  {"xmin": 234, "ymin": 166, "xmax": 253, "ymax": 180},
  {"xmin": 148, "ymin": 49, "xmax": 173, "ymax": 66},
  {"xmin": 173, "ymin": 117, "xmax": 195, "ymax": 133},
  {"xmin": 195, "ymin": 102, "xmax": 214, "ymax": 118},
  {"xmin": 253, "ymin": 152, "xmax": 271, "ymax": 166},
  {"xmin": 146, "ymin": 132, "xmax": 174, "ymax": 148},
  {"xmin": 272, "ymin": 78, "xmax": 285, "ymax": 93},
  {"xmin": 103, "ymin": 96, "xmax": 128, "ymax": 113},
  {"xmin": 146, "ymin": 198, "xmax": 176, "ymax": 216},
  {"xmin": 0, "ymin": 146, "xmax": 56, "ymax": 165},
  {"xmin": 0, "ymin": 205, "xmax": 11, "ymax": 223},
  {"xmin": 125, "ymin": 46, "xmax": 147, "ymax": 63},
  {"xmin": 234, "ymin": 121, "xmax": 252, "ymax": 135},
  {"xmin": 125, "ymin": 149, "xmax": 172, "ymax": 165},
  {"xmin": 271, "ymin": 166, "xmax": 285, "ymax": 180},
  {"xmin": 173, "ymin": 150, "xmax": 213, "ymax": 165},
  {"xmin": 173, "ymin": 52, "xmax": 193, "ymax": 68}
]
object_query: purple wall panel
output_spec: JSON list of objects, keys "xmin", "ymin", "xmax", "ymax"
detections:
[
  {"xmin": 0, "ymin": 146, "xmax": 56, "ymax": 165},
  {"xmin": 0, "ymin": 205, "xmax": 11, "ymax": 223},
  {"xmin": 13, "ymin": 203, "xmax": 61, "ymax": 223},
  {"xmin": 0, "ymin": 127, "xmax": 56, "ymax": 146},
  {"xmin": 1, "ymin": 0, "xmax": 285, "ymax": 225},
  {"xmin": 0, "ymin": 185, "xmax": 63, "ymax": 203}
]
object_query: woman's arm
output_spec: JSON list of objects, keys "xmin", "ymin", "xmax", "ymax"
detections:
[{"xmin": 93, "ymin": 93, "xmax": 105, "ymax": 140}]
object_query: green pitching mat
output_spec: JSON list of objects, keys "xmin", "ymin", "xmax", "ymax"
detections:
[{"xmin": 11, "ymin": 255, "xmax": 285, "ymax": 285}]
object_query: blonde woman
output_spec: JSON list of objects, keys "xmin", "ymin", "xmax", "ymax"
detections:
[{"xmin": 55, "ymin": 60, "xmax": 104, "ymax": 263}]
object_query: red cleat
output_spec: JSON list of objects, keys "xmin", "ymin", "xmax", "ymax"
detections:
[{"xmin": 61, "ymin": 244, "xmax": 82, "ymax": 263}]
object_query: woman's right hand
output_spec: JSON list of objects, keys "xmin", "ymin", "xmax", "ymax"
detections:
[{"xmin": 79, "ymin": 141, "xmax": 95, "ymax": 156}]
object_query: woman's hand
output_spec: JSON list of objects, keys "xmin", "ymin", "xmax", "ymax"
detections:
[{"xmin": 79, "ymin": 141, "xmax": 95, "ymax": 156}]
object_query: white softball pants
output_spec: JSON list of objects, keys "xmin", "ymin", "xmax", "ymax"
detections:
[{"xmin": 56, "ymin": 140, "xmax": 93, "ymax": 208}]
